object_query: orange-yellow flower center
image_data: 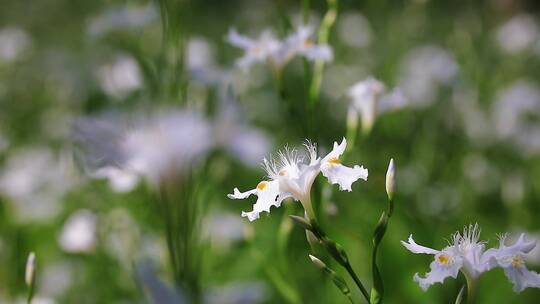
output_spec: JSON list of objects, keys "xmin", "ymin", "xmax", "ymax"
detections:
[
  {"xmin": 328, "ymin": 157, "xmax": 340, "ymax": 165},
  {"xmin": 437, "ymin": 254, "xmax": 450, "ymax": 265},
  {"xmin": 257, "ymin": 181, "xmax": 268, "ymax": 190},
  {"xmin": 304, "ymin": 40, "xmax": 313, "ymax": 48},
  {"xmin": 511, "ymin": 255, "xmax": 524, "ymax": 268}
]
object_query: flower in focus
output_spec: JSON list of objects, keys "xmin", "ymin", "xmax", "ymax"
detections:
[
  {"xmin": 401, "ymin": 224, "xmax": 488, "ymax": 291},
  {"xmin": 228, "ymin": 138, "xmax": 367, "ymax": 221},
  {"xmin": 483, "ymin": 234, "xmax": 540, "ymax": 292},
  {"xmin": 347, "ymin": 77, "xmax": 406, "ymax": 134}
]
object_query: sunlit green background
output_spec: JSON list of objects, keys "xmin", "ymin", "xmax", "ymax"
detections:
[{"xmin": 1, "ymin": 0, "xmax": 540, "ymax": 303}]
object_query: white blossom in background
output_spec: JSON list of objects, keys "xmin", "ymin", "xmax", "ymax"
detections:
[
  {"xmin": 74, "ymin": 109, "xmax": 213, "ymax": 190},
  {"xmin": 0, "ymin": 147, "xmax": 77, "ymax": 223},
  {"xmin": 101, "ymin": 208, "xmax": 141, "ymax": 269},
  {"xmin": 277, "ymin": 25, "xmax": 333, "ymax": 65},
  {"xmin": 337, "ymin": 12, "xmax": 372, "ymax": 48},
  {"xmin": 403, "ymin": 225, "xmax": 540, "ymax": 293},
  {"xmin": 399, "ymin": 46, "xmax": 458, "ymax": 107},
  {"xmin": 491, "ymin": 80, "xmax": 540, "ymax": 155},
  {"xmin": 483, "ymin": 234, "xmax": 540, "ymax": 292},
  {"xmin": 58, "ymin": 209, "xmax": 97, "ymax": 253},
  {"xmin": 347, "ymin": 77, "xmax": 407, "ymax": 134},
  {"xmin": 402, "ymin": 224, "xmax": 488, "ymax": 291},
  {"xmin": 496, "ymin": 15, "xmax": 539, "ymax": 54},
  {"xmin": 87, "ymin": 3, "xmax": 157, "ymax": 37},
  {"xmin": 0, "ymin": 27, "xmax": 31, "ymax": 63},
  {"xmin": 205, "ymin": 282, "xmax": 268, "ymax": 304},
  {"xmin": 185, "ymin": 37, "xmax": 227, "ymax": 85},
  {"xmin": 97, "ymin": 55, "xmax": 142, "ymax": 99},
  {"xmin": 226, "ymin": 28, "xmax": 281, "ymax": 71},
  {"xmin": 40, "ymin": 262, "xmax": 73, "ymax": 298},
  {"xmin": 228, "ymin": 138, "xmax": 367, "ymax": 221},
  {"xmin": 226, "ymin": 24, "xmax": 333, "ymax": 72},
  {"xmin": 214, "ymin": 90, "xmax": 271, "ymax": 167},
  {"xmin": 203, "ymin": 212, "xmax": 248, "ymax": 250}
]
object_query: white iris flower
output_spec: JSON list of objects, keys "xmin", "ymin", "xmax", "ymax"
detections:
[
  {"xmin": 401, "ymin": 224, "xmax": 488, "ymax": 291},
  {"xmin": 483, "ymin": 234, "xmax": 540, "ymax": 292},
  {"xmin": 226, "ymin": 24, "xmax": 333, "ymax": 72},
  {"xmin": 228, "ymin": 138, "xmax": 367, "ymax": 222},
  {"xmin": 347, "ymin": 77, "xmax": 406, "ymax": 134},
  {"xmin": 226, "ymin": 28, "xmax": 281, "ymax": 71}
]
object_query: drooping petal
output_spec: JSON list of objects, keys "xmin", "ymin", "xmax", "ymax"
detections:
[
  {"xmin": 226, "ymin": 29, "xmax": 253, "ymax": 49},
  {"xmin": 401, "ymin": 235, "xmax": 439, "ymax": 255},
  {"xmin": 503, "ymin": 265, "xmax": 540, "ymax": 293},
  {"xmin": 228, "ymin": 180, "xmax": 286, "ymax": 222},
  {"xmin": 320, "ymin": 138, "xmax": 368, "ymax": 191},
  {"xmin": 413, "ymin": 251, "xmax": 463, "ymax": 291},
  {"xmin": 302, "ymin": 44, "xmax": 333, "ymax": 62},
  {"xmin": 507, "ymin": 234, "xmax": 537, "ymax": 254},
  {"xmin": 321, "ymin": 163, "xmax": 368, "ymax": 191}
]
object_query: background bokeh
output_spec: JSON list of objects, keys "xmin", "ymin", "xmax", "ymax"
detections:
[{"xmin": 1, "ymin": 0, "xmax": 540, "ymax": 303}]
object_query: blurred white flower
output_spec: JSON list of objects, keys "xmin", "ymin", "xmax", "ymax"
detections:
[
  {"xmin": 491, "ymin": 80, "xmax": 540, "ymax": 155},
  {"xmin": 0, "ymin": 147, "xmax": 77, "ymax": 223},
  {"xmin": 205, "ymin": 282, "xmax": 268, "ymax": 304},
  {"xmin": 226, "ymin": 28, "xmax": 281, "ymax": 71},
  {"xmin": 40, "ymin": 262, "xmax": 73, "ymax": 297},
  {"xmin": 58, "ymin": 209, "xmax": 97, "ymax": 253},
  {"xmin": 402, "ymin": 224, "xmax": 488, "ymax": 291},
  {"xmin": 185, "ymin": 37, "xmax": 226, "ymax": 85},
  {"xmin": 0, "ymin": 27, "xmax": 31, "ymax": 63},
  {"xmin": 97, "ymin": 55, "xmax": 142, "ymax": 99},
  {"xmin": 214, "ymin": 90, "xmax": 271, "ymax": 167},
  {"xmin": 496, "ymin": 15, "xmax": 539, "ymax": 54},
  {"xmin": 74, "ymin": 109, "xmax": 213, "ymax": 189},
  {"xmin": 203, "ymin": 212, "xmax": 248, "ymax": 250},
  {"xmin": 228, "ymin": 138, "xmax": 367, "ymax": 221},
  {"xmin": 227, "ymin": 24, "xmax": 333, "ymax": 72},
  {"xmin": 452, "ymin": 88, "xmax": 492, "ymax": 144},
  {"xmin": 347, "ymin": 77, "xmax": 406, "ymax": 134},
  {"xmin": 399, "ymin": 46, "xmax": 458, "ymax": 107},
  {"xmin": 338, "ymin": 12, "xmax": 372, "ymax": 48},
  {"xmin": 278, "ymin": 25, "xmax": 333, "ymax": 64},
  {"xmin": 101, "ymin": 208, "xmax": 141, "ymax": 269},
  {"xmin": 483, "ymin": 234, "xmax": 540, "ymax": 292},
  {"xmin": 87, "ymin": 3, "xmax": 157, "ymax": 37}
]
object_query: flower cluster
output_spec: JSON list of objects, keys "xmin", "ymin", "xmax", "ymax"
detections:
[
  {"xmin": 227, "ymin": 24, "xmax": 333, "ymax": 72},
  {"xmin": 402, "ymin": 224, "xmax": 540, "ymax": 293},
  {"xmin": 228, "ymin": 138, "xmax": 367, "ymax": 221}
]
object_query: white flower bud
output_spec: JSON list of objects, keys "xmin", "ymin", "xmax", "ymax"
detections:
[
  {"xmin": 308, "ymin": 254, "xmax": 327, "ymax": 270},
  {"xmin": 25, "ymin": 252, "xmax": 36, "ymax": 286},
  {"xmin": 386, "ymin": 158, "xmax": 395, "ymax": 200}
]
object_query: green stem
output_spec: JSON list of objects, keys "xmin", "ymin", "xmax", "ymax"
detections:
[
  {"xmin": 344, "ymin": 262, "xmax": 371, "ymax": 303},
  {"xmin": 465, "ymin": 274, "xmax": 477, "ymax": 304}
]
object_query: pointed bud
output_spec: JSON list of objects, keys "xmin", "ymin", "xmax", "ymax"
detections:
[
  {"xmin": 25, "ymin": 252, "xmax": 35, "ymax": 286},
  {"xmin": 289, "ymin": 215, "xmax": 313, "ymax": 231},
  {"xmin": 385, "ymin": 158, "xmax": 395, "ymax": 200},
  {"xmin": 309, "ymin": 254, "xmax": 327, "ymax": 270}
]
